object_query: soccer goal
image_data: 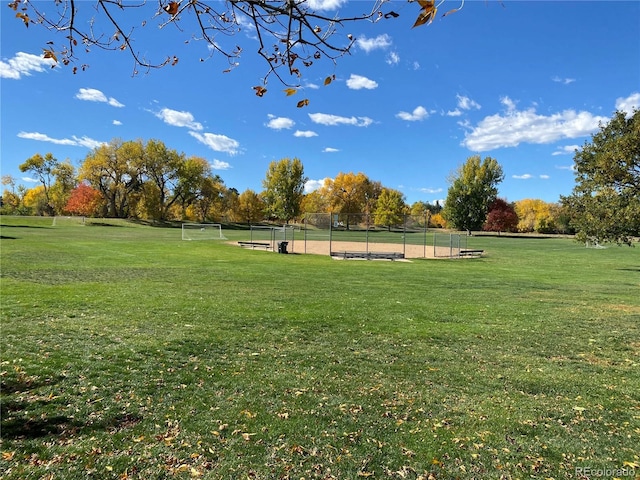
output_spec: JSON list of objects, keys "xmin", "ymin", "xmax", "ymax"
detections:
[
  {"xmin": 182, "ymin": 223, "xmax": 226, "ymax": 241},
  {"xmin": 585, "ymin": 238, "xmax": 607, "ymax": 249},
  {"xmin": 52, "ymin": 216, "xmax": 86, "ymax": 226}
]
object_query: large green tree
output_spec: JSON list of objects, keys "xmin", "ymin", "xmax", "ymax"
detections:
[
  {"xmin": 443, "ymin": 156, "xmax": 504, "ymax": 233},
  {"xmin": 562, "ymin": 110, "xmax": 640, "ymax": 245},
  {"xmin": 262, "ymin": 158, "xmax": 307, "ymax": 223}
]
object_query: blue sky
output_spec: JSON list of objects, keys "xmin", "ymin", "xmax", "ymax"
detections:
[{"xmin": 1, "ymin": 1, "xmax": 639, "ymax": 206}]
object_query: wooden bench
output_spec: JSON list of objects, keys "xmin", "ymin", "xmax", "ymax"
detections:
[
  {"xmin": 238, "ymin": 241, "xmax": 271, "ymax": 249},
  {"xmin": 331, "ymin": 251, "xmax": 405, "ymax": 261},
  {"xmin": 459, "ymin": 249, "xmax": 484, "ymax": 257}
]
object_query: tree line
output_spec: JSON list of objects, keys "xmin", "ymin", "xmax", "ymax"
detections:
[{"xmin": 3, "ymin": 110, "xmax": 638, "ymax": 244}]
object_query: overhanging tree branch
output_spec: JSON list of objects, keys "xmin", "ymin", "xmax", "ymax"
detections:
[{"xmin": 9, "ymin": 0, "xmax": 463, "ymax": 100}]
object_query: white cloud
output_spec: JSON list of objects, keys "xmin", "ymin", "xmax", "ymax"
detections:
[
  {"xmin": 0, "ymin": 52, "xmax": 56, "ymax": 79},
  {"xmin": 21, "ymin": 177, "xmax": 38, "ymax": 183},
  {"xmin": 457, "ymin": 94, "xmax": 481, "ymax": 111},
  {"xmin": 75, "ymin": 88, "xmax": 124, "ymax": 107},
  {"xmin": 233, "ymin": 14, "xmax": 256, "ymax": 34},
  {"xmin": 323, "ymin": 147, "xmax": 340, "ymax": 153},
  {"xmin": 513, "ymin": 173, "xmax": 550, "ymax": 180},
  {"xmin": 188, "ymin": 131, "xmax": 240, "ymax": 155},
  {"xmin": 211, "ymin": 159, "xmax": 231, "ymax": 170},
  {"xmin": 446, "ymin": 95, "xmax": 480, "ymax": 117},
  {"xmin": 420, "ymin": 187, "xmax": 443, "ymax": 194},
  {"xmin": 18, "ymin": 132, "xmax": 76, "ymax": 146},
  {"xmin": 558, "ymin": 164, "xmax": 576, "ymax": 173},
  {"xmin": 356, "ymin": 34, "xmax": 392, "ymax": 53},
  {"xmin": 72, "ymin": 136, "xmax": 105, "ymax": 149},
  {"xmin": 412, "ymin": 61, "xmax": 420, "ymax": 71},
  {"xmin": 346, "ymin": 74, "xmax": 378, "ymax": 90},
  {"xmin": 461, "ymin": 97, "xmax": 608, "ymax": 151},
  {"xmin": 552, "ymin": 144, "xmax": 580, "ymax": 156},
  {"xmin": 552, "ymin": 76, "xmax": 576, "ymax": 85},
  {"xmin": 309, "ymin": 113, "xmax": 373, "ymax": 127},
  {"xmin": 17, "ymin": 131, "xmax": 105, "ymax": 149},
  {"xmin": 615, "ymin": 92, "xmax": 640, "ymax": 117},
  {"xmin": 155, "ymin": 108, "xmax": 203, "ymax": 130},
  {"xmin": 294, "ymin": 130, "xmax": 318, "ymax": 138},
  {"xmin": 266, "ymin": 115, "xmax": 295, "ymax": 130},
  {"xmin": 305, "ymin": 0, "xmax": 347, "ymax": 11},
  {"xmin": 76, "ymin": 88, "xmax": 106, "ymax": 102},
  {"xmin": 386, "ymin": 52, "xmax": 400, "ymax": 66},
  {"xmin": 396, "ymin": 106, "xmax": 428, "ymax": 122},
  {"xmin": 304, "ymin": 178, "xmax": 328, "ymax": 193},
  {"xmin": 500, "ymin": 96, "xmax": 517, "ymax": 111},
  {"xmin": 113, "ymin": 120, "xmax": 122, "ymax": 126}
]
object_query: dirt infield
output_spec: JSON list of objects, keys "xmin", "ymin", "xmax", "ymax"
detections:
[{"xmin": 234, "ymin": 239, "xmax": 458, "ymax": 259}]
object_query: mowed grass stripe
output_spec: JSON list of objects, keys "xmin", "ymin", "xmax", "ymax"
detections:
[{"xmin": 1, "ymin": 217, "xmax": 639, "ymax": 479}]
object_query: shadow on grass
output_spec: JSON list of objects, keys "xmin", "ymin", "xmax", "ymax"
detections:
[
  {"xmin": 473, "ymin": 233, "xmax": 558, "ymax": 240},
  {"xmin": 86, "ymin": 222, "xmax": 125, "ymax": 227},
  {"xmin": 1, "ymin": 409, "xmax": 143, "ymax": 440},
  {"xmin": 1, "ymin": 394, "xmax": 143, "ymax": 440},
  {"xmin": 0, "ymin": 374, "xmax": 59, "ymax": 395},
  {"xmin": 0, "ymin": 224, "xmax": 50, "ymax": 229},
  {"xmin": 618, "ymin": 266, "xmax": 640, "ymax": 272},
  {"xmin": 1, "ymin": 375, "xmax": 143, "ymax": 440},
  {"xmin": 1, "ymin": 414, "xmax": 73, "ymax": 440}
]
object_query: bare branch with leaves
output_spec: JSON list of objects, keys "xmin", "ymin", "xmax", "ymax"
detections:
[{"xmin": 8, "ymin": 0, "xmax": 465, "ymax": 103}]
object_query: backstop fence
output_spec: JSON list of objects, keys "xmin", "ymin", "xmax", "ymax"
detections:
[
  {"xmin": 292, "ymin": 213, "xmax": 463, "ymax": 259},
  {"xmin": 238, "ymin": 214, "xmax": 471, "ymax": 259}
]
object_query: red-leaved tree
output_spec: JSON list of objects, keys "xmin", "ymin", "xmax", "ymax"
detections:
[
  {"xmin": 64, "ymin": 183, "xmax": 102, "ymax": 217},
  {"xmin": 483, "ymin": 198, "xmax": 518, "ymax": 234}
]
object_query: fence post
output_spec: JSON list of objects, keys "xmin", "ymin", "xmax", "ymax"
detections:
[
  {"xmin": 423, "ymin": 213, "xmax": 428, "ymax": 258},
  {"xmin": 403, "ymin": 214, "xmax": 407, "ymax": 258},
  {"xmin": 365, "ymin": 214, "xmax": 369, "ymax": 254},
  {"xmin": 329, "ymin": 212, "xmax": 333, "ymax": 255}
]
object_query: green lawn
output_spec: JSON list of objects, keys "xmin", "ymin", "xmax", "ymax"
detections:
[{"xmin": 1, "ymin": 217, "xmax": 639, "ymax": 479}]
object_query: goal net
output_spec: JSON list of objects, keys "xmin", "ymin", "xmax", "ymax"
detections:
[
  {"xmin": 52, "ymin": 216, "xmax": 86, "ymax": 226},
  {"xmin": 182, "ymin": 223, "xmax": 226, "ymax": 241}
]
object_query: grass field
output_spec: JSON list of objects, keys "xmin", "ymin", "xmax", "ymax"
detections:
[{"xmin": 1, "ymin": 217, "xmax": 639, "ymax": 479}]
